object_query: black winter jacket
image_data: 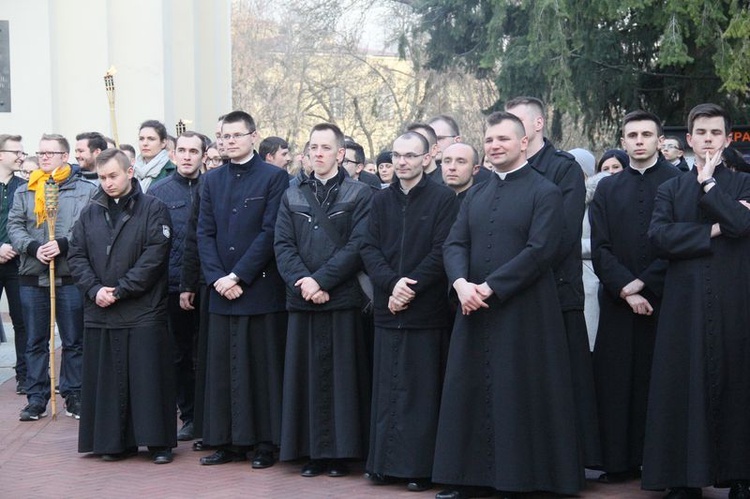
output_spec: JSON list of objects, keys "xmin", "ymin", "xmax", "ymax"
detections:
[
  {"xmin": 68, "ymin": 180, "xmax": 171, "ymax": 328},
  {"xmin": 149, "ymin": 171, "xmax": 201, "ymax": 293},
  {"xmin": 274, "ymin": 167, "xmax": 372, "ymax": 312}
]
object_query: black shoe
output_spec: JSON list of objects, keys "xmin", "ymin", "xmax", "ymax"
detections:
[
  {"xmin": 301, "ymin": 459, "xmax": 328, "ymax": 477},
  {"xmin": 102, "ymin": 447, "xmax": 138, "ymax": 462},
  {"xmin": 369, "ymin": 473, "xmax": 398, "ymax": 486},
  {"xmin": 199, "ymin": 449, "xmax": 247, "ymax": 465},
  {"xmin": 65, "ymin": 393, "xmax": 81, "ymax": 420},
  {"xmin": 664, "ymin": 488, "xmax": 703, "ymax": 499},
  {"xmin": 730, "ymin": 482, "xmax": 750, "ymax": 499},
  {"xmin": 251, "ymin": 449, "xmax": 276, "ymax": 469},
  {"xmin": 177, "ymin": 421, "xmax": 194, "ymax": 441},
  {"xmin": 407, "ymin": 478, "xmax": 433, "ymax": 492},
  {"xmin": 327, "ymin": 459, "xmax": 350, "ymax": 477},
  {"xmin": 151, "ymin": 448, "xmax": 173, "ymax": 464},
  {"xmin": 15, "ymin": 379, "xmax": 26, "ymax": 395},
  {"xmin": 19, "ymin": 403, "xmax": 47, "ymax": 421},
  {"xmin": 598, "ymin": 468, "xmax": 641, "ymax": 483},
  {"xmin": 436, "ymin": 486, "xmax": 494, "ymax": 499}
]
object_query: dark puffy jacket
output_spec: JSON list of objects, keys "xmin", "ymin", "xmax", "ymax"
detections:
[
  {"xmin": 68, "ymin": 180, "xmax": 171, "ymax": 328},
  {"xmin": 274, "ymin": 167, "xmax": 372, "ymax": 312},
  {"xmin": 149, "ymin": 171, "xmax": 201, "ymax": 293}
]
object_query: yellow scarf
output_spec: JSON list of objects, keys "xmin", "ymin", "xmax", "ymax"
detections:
[{"xmin": 28, "ymin": 165, "xmax": 72, "ymax": 227}]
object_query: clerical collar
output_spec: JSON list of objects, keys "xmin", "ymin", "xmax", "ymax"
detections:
[
  {"xmin": 495, "ymin": 162, "xmax": 527, "ymax": 180},
  {"xmin": 629, "ymin": 158, "xmax": 657, "ymax": 175},
  {"xmin": 231, "ymin": 152, "xmax": 254, "ymax": 165},
  {"xmin": 314, "ymin": 168, "xmax": 338, "ymax": 185}
]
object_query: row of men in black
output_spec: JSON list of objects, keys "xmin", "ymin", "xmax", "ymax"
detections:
[{"xmin": 3, "ymin": 98, "xmax": 747, "ymax": 498}]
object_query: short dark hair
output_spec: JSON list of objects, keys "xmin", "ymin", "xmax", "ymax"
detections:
[
  {"xmin": 405, "ymin": 122, "xmax": 437, "ymax": 148},
  {"xmin": 395, "ymin": 131, "xmax": 429, "ymax": 155},
  {"xmin": 344, "ymin": 140, "xmax": 365, "ymax": 164},
  {"xmin": 428, "ymin": 114, "xmax": 461, "ymax": 136},
  {"xmin": 139, "ymin": 120, "xmax": 168, "ymax": 141},
  {"xmin": 259, "ymin": 136, "xmax": 289, "ymax": 160},
  {"xmin": 310, "ymin": 123, "xmax": 345, "ymax": 149},
  {"xmin": 596, "ymin": 149, "xmax": 630, "ymax": 172},
  {"xmin": 687, "ymin": 103, "xmax": 731, "ymax": 135},
  {"xmin": 663, "ymin": 136, "xmax": 685, "ymax": 151},
  {"xmin": 222, "ymin": 110, "xmax": 256, "ymax": 133},
  {"xmin": 485, "ymin": 111, "xmax": 526, "ymax": 138},
  {"xmin": 40, "ymin": 133, "xmax": 70, "ymax": 153},
  {"xmin": 505, "ymin": 96, "xmax": 546, "ymax": 117},
  {"xmin": 621, "ymin": 110, "xmax": 663, "ymax": 136},
  {"xmin": 75, "ymin": 132, "xmax": 108, "ymax": 152},
  {"xmin": 119, "ymin": 144, "xmax": 136, "ymax": 156},
  {"xmin": 96, "ymin": 148, "xmax": 131, "ymax": 171},
  {"xmin": 0, "ymin": 134, "xmax": 22, "ymax": 149},
  {"xmin": 177, "ymin": 131, "xmax": 208, "ymax": 153}
]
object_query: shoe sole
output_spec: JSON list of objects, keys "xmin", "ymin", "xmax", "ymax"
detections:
[{"xmin": 65, "ymin": 410, "xmax": 81, "ymax": 420}]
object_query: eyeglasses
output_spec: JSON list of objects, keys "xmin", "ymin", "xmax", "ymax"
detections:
[
  {"xmin": 342, "ymin": 158, "xmax": 359, "ymax": 165},
  {"xmin": 0, "ymin": 150, "xmax": 28, "ymax": 159},
  {"xmin": 35, "ymin": 151, "xmax": 66, "ymax": 158},
  {"xmin": 661, "ymin": 144, "xmax": 682, "ymax": 151},
  {"xmin": 391, "ymin": 152, "xmax": 427, "ymax": 161},
  {"xmin": 221, "ymin": 131, "xmax": 255, "ymax": 141},
  {"xmin": 206, "ymin": 157, "xmax": 223, "ymax": 165}
]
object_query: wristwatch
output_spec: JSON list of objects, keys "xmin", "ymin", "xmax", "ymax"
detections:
[{"xmin": 701, "ymin": 177, "xmax": 716, "ymax": 189}]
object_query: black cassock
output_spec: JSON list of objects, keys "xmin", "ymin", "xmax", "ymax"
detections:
[
  {"xmin": 434, "ymin": 167, "xmax": 584, "ymax": 495},
  {"xmin": 589, "ymin": 161, "xmax": 680, "ymax": 473},
  {"xmin": 643, "ymin": 165, "xmax": 750, "ymax": 489}
]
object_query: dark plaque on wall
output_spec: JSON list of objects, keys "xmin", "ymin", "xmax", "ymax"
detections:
[{"xmin": 0, "ymin": 21, "xmax": 10, "ymax": 112}]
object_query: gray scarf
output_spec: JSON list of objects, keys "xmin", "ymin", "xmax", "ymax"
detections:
[{"xmin": 134, "ymin": 148, "xmax": 170, "ymax": 192}]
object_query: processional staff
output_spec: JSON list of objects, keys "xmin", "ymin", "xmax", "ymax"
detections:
[
  {"xmin": 104, "ymin": 66, "xmax": 120, "ymax": 147},
  {"xmin": 44, "ymin": 175, "xmax": 59, "ymax": 419}
]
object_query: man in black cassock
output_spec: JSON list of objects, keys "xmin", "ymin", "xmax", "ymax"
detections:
[
  {"xmin": 361, "ymin": 131, "xmax": 458, "ymax": 492},
  {"xmin": 70, "ymin": 149, "xmax": 175, "ymax": 464},
  {"xmin": 643, "ymin": 103, "xmax": 750, "ymax": 499},
  {"xmin": 275, "ymin": 123, "xmax": 372, "ymax": 478},
  {"xmin": 433, "ymin": 112, "xmax": 583, "ymax": 499},
  {"xmin": 589, "ymin": 110, "xmax": 680, "ymax": 483},
  {"xmin": 506, "ymin": 96, "xmax": 600, "ymax": 468}
]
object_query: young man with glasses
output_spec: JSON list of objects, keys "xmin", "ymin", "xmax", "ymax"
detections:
[
  {"xmin": 8, "ymin": 133, "xmax": 96, "ymax": 421},
  {"xmin": 0, "ymin": 135, "xmax": 29, "ymax": 396},
  {"xmin": 342, "ymin": 139, "xmax": 381, "ymax": 189},
  {"xmin": 661, "ymin": 136, "xmax": 690, "ymax": 172},
  {"xmin": 197, "ymin": 111, "xmax": 289, "ymax": 469}
]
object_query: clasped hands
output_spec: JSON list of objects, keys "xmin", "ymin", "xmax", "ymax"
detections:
[
  {"xmin": 620, "ymin": 278, "xmax": 653, "ymax": 316},
  {"xmin": 295, "ymin": 276, "xmax": 329, "ymax": 304},
  {"xmin": 35, "ymin": 240, "xmax": 60, "ymax": 265},
  {"xmin": 214, "ymin": 274, "xmax": 243, "ymax": 300},
  {"xmin": 454, "ymin": 278, "xmax": 492, "ymax": 316}
]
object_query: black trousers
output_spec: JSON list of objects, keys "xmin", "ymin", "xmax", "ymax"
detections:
[{"xmin": 167, "ymin": 293, "xmax": 198, "ymax": 423}]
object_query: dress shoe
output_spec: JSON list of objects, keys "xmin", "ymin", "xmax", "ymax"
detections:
[
  {"xmin": 101, "ymin": 447, "xmax": 138, "ymax": 462},
  {"xmin": 407, "ymin": 478, "xmax": 433, "ymax": 492},
  {"xmin": 369, "ymin": 473, "xmax": 398, "ymax": 485},
  {"xmin": 664, "ymin": 488, "xmax": 703, "ymax": 499},
  {"xmin": 730, "ymin": 481, "xmax": 750, "ymax": 499},
  {"xmin": 301, "ymin": 459, "xmax": 328, "ymax": 477},
  {"xmin": 177, "ymin": 421, "xmax": 194, "ymax": 441},
  {"xmin": 151, "ymin": 449, "xmax": 173, "ymax": 464},
  {"xmin": 192, "ymin": 440, "xmax": 215, "ymax": 451},
  {"xmin": 199, "ymin": 449, "xmax": 247, "ymax": 465},
  {"xmin": 598, "ymin": 468, "xmax": 641, "ymax": 483},
  {"xmin": 435, "ymin": 486, "xmax": 494, "ymax": 499},
  {"xmin": 327, "ymin": 459, "xmax": 350, "ymax": 477},
  {"xmin": 251, "ymin": 449, "xmax": 276, "ymax": 469}
]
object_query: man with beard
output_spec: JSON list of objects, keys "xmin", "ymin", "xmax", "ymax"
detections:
[
  {"xmin": 589, "ymin": 110, "xmax": 680, "ymax": 483},
  {"xmin": 362, "ymin": 131, "xmax": 457, "ymax": 492},
  {"xmin": 275, "ymin": 123, "xmax": 372, "ymax": 478},
  {"xmin": 70, "ymin": 148, "xmax": 174, "ymax": 463},
  {"xmin": 74, "ymin": 132, "xmax": 108, "ymax": 182},
  {"xmin": 643, "ymin": 103, "xmax": 750, "ymax": 499},
  {"xmin": 433, "ymin": 111, "xmax": 583, "ymax": 499}
]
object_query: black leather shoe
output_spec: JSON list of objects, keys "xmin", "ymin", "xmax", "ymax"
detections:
[
  {"xmin": 177, "ymin": 421, "xmax": 194, "ymax": 441},
  {"xmin": 101, "ymin": 447, "xmax": 138, "ymax": 462},
  {"xmin": 369, "ymin": 473, "xmax": 398, "ymax": 485},
  {"xmin": 301, "ymin": 459, "xmax": 328, "ymax": 477},
  {"xmin": 327, "ymin": 459, "xmax": 350, "ymax": 477},
  {"xmin": 152, "ymin": 449, "xmax": 173, "ymax": 464},
  {"xmin": 664, "ymin": 488, "xmax": 702, "ymax": 499},
  {"xmin": 435, "ymin": 486, "xmax": 494, "ymax": 499},
  {"xmin": 199, "ymin": 449, "xmax": 247, "ymax": 465},
  {"xmin": 407, "ymin": 478, "xmax": 433, "ymax": 492},
  {"xmin": 598, "ymin": 468, "xmax": 641, "ymax": 483},
  {"xmin": 251, "ymin": 449, "xmax": 276, "ymax": 469},
  {"xmin": 729, "ymin": 482, "xmax": 750, "ymax": 499}
]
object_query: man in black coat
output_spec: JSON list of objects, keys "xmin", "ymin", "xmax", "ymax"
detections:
[
  {"xmin": 69, "ymin": 149, "xmax": 175, "ymax": 464},
  {"xmin": 275, "ymin": 123, "xmax": 372, "ymax": 478},
  {"xmin": 506, "ymin": 96, "xmax": 600, "ymax": 468},
  {"xmin": 197, "ymin": 111, "xmax": 289, "ymax": 469},
  {"xmin": 361, "ymin": 132, "xmax": 458, "ymax": 492},
  {"xmin": 149, "ymin": 131, "xmax": 204, "ymax": 443},
  {"xmin": 589, "ymin": 110, "xmax": 680, "ymax": 483},
  {"xmin": 433, "ymin": 112, "xmax": 583, "ymax": 499},
  {"xmin": 643, "ymin": 103, "xmax": 750, "ymax": 499}
]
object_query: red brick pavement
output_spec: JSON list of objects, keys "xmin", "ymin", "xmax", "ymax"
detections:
[{"xmin": 0, "ymin": 376, "xmax": 727, "ymax": 499}]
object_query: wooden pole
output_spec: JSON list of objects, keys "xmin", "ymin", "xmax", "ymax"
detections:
[{"xmin": 44, "ymin": 177, "xmax": 59, "ymax": 419}]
